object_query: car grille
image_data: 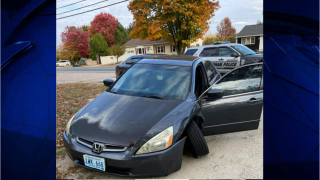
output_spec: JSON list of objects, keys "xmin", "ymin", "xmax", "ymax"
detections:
[{"xmin": 76, "ymin": 137, "xmax": 127, "ymax": 152}]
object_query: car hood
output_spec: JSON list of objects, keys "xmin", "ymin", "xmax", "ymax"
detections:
[
  {"xmin": 244, "ymin": 54, "xmax": 263, "ymax": 59},
  {"xmin": 70, "ymin": 91, "xmax": 183, "ymax": 147}
]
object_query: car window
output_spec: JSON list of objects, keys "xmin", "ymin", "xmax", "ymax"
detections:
[
  {"xmin": 212, "ymin": 65, "xmax": 218, "ymax": 77},
  {"xmin": 203, "ymin": 60, "xmax": 215, "ymax": 82},
  {"xmin": 212, "ymin": 64, "xmax": 262, "ymax": 96},
  {"xmin": 231, "ymin": 45, "xmax": 256, "ymax": 55},
  {"xmin": 194, "ymin": 64, "xmax": 208, "ymax": 98},
  {"xmin": 184, "ymin": 49, "xmax": 198, "ymax": 56},
  {"xmin": 199, "ymin": 48, "xmax": 218, "ymax": 57},
  {"xmin": 218, "ymin": 47, "xmax": 234, "ymax": 57},
  {"xmin": 111, "ymin": 64, "xmax": 191, "ymax": 100}
]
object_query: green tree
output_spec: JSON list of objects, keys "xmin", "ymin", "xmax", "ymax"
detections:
[
  {"xmin": 89, "ymin": 33, "xmax": 110, "ymax": 63},
  {"xmin": 110, "ymin": 44, "xmax": 126, "ymax": 64},
  {"xmin": 203, "ymin": 33, "xmax": 216, "ymax": 45},
  {"xmin": 126, "ymin": 23, "xmax": 135, "ymax": 39},
  {"xmin": 115, "ymin": 23, "xmax": 130, "ymax": 45},
  {"xmin": 257, "ymin": 19, "xmax": 263, "ymax": 25},
  {"xmin": 78, "ymin": 25, "xmax": 89, "ymax": 31}
]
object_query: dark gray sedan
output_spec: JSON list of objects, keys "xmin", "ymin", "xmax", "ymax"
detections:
[{"xmin": 63, "ymin": 55, "xmax": 263, "ymax": 177}]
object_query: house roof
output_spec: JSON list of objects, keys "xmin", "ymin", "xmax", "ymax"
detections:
[
  {"xmin": 237, "ymin": 24, "xmax": 263, "ymax": 37},
  {"xmin": 124, "ymin": 38, "xmax": 168, "ymax": 47}
]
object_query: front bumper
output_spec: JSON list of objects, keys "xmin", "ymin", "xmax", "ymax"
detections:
[{"xmin": 63, "ymin": 131, "xmax": 186, "ymax": 177}]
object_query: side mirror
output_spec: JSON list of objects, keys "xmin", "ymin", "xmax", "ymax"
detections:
[
  {"xmin": 231, "ymin": 53, "xmax": 239, "ymax": 57},
  {"xmin": 206, "ymin": 89, "xmax": 224, "ymax": 98},
  {"xmin": 103, "ymin": 79, "xmax": 114, "ymax": 87}
]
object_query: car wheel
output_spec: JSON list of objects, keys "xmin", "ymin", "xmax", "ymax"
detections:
[
  {"xmin": 186, "ymin": 120, "xmax": 209, "ymax": 158},
  {"xmin": 56, "ymin": 64, "xmax": 59, "ymax": 67}
]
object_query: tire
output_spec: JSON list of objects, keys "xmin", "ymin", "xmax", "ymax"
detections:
[
  {"xmin": 56, "ymin": 64, "xmax": 59, "ymax": 67},
  {"xmin": 186, "ymin": 120, "xmax": 209, "ymax": 158}
]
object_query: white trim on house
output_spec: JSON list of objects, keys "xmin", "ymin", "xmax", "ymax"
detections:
[
  {"xmin": 237, "ymin": 34, "xmax": 263, "ymax": 38},
  {"xmin": 259, "ymin": 36, "xmax": 263, "ymax": 52}
]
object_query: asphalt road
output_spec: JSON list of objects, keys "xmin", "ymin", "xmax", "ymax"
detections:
[{"xmin": 57, "ymin": 66, "xmax": 115, "ymax": 73}]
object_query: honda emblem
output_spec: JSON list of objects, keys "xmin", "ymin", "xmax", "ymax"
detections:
[{"xmin": 92, "ymin": 142, "xmax": 104, "ymax": 153}]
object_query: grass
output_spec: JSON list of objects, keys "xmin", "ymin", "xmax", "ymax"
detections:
[
  {"xmin": 56, "ymin": 83, "xmax": 106, "ymax": 157},
  {"xmin": 56, "ymin": 83, "xmax": 106, "ymax": 179}
]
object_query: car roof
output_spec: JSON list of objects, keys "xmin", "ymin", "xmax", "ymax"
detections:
[
  {"xmin": 137, "ymin": 55, "xmax": 200, "ymax": 66},
  {"xmin": 187, "ymin": 43, "xmax": 240, "ymax": 49}
]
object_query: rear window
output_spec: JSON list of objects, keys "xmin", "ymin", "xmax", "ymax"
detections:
[{"xmin": 184, "ymin": 49, "xmax": 198, "ymax": 56}]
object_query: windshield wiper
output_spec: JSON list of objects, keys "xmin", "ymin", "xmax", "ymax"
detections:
[{"xmin": 141, "ymin": 95, "xmax": 163, "ymax": 99}]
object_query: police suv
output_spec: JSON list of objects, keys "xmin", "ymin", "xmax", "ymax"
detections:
[{"xmin": 184, "ymin": 43, "xmax": 263, "ymax": 74}]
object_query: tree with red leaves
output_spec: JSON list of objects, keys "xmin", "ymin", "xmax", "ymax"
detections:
[
  {"xmin": 216, "ymin": 17, "xmax": 236, "ymax": 39},
  {"xmin": 61, "ymin": 26, "xmax": 89, "ymax": 58},
  {"xmin": 88, "ymin": 12, "xmax": 118, "ymax": 46}
]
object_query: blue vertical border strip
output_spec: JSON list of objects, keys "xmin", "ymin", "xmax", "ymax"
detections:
[
  {"xmin": 1, "ymin": 0, "xmax": 56, "ymax": 179},
  {"xmin": 264, "ymin": 0, "xmax": 319, "ymax": 179}
]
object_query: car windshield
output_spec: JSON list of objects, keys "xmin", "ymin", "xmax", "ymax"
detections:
[
  {"xmin": 231, "ymin": 45, "xmax": 256, "ymax": 55},
  {"xmin": 110, "ymin": 64, "xmax": 191, "ymax": 100}
]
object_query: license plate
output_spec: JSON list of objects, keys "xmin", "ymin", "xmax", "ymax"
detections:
[{"xmin": 83, "ymin": 154, "xmax": 105, "ymax": 171}]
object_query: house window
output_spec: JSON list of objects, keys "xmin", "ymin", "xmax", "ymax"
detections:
[
  {"xmin": 241, "ymin": 38, "xmax": 245, "ymax": 44},
  {"xmin": 242, "ymin": 37, "xmax": 255, "ymax": 45},
  {"xmin": 172, "ymin": 45, "xmax": 176, "ymax": 52},
  {"xmin": 157, "ymin": 46, "xmax": 165, "ymax": 53},
  {"xmin": 137, "ymin": 48, "xmax": 145, "ymax": 54}
]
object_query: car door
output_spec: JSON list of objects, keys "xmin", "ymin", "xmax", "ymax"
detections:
[
  {"xmin": 217, "ymin": 46, "xmax": 240, "ymax": 69},
  {"xmin": 200, "ymin": 63, "xmax": 263, "ymax": 135},
  {"xmin": 199, "ymin": 47, "xmax": 219, "ymax": 66}
]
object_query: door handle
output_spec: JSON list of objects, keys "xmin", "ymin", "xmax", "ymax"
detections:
[
  {"xmin": 218, "ymin": 58, "xmax": 224, "ymax": 60},
  {"xmin": 247, "ymin": 98, "xmax": 262, "ymax": 104}
]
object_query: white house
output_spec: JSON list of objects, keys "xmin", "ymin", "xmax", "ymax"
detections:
[
  {"xmin": 123, "ymin": 38, "xmax": 203, "ymax": 58},
  {"xmin": 100, "ymin": 38, "xmax": 203, "ymax": 65}
]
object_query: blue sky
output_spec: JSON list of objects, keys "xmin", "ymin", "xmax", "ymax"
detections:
[{"xmin": 57, "ymin": 0, "xmax": 263, "ymax": 45}]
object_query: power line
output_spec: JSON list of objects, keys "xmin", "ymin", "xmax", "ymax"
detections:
[
  {"xmin": 57, "ymin": 0, "xmax": 129, "ymax": 20},
  {"xmin": 57, "ymin": 0, "xmax": 86, "ymax": 9},
  {"xmin": 57, "ymin": 0, "xmax": 110, "ymax": 15}
]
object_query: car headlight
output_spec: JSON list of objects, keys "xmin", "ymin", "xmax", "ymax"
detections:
[
  {"xmin": 136, "ymin": 126, "xmax": 173, "ymax": 155},
  {"xmin": 66, "ymin": 115, "xmax": 75, "ymax": 135},
  {"xmin": 240, "ymin": 59, "xmax": 246, "ymax": 65}
]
